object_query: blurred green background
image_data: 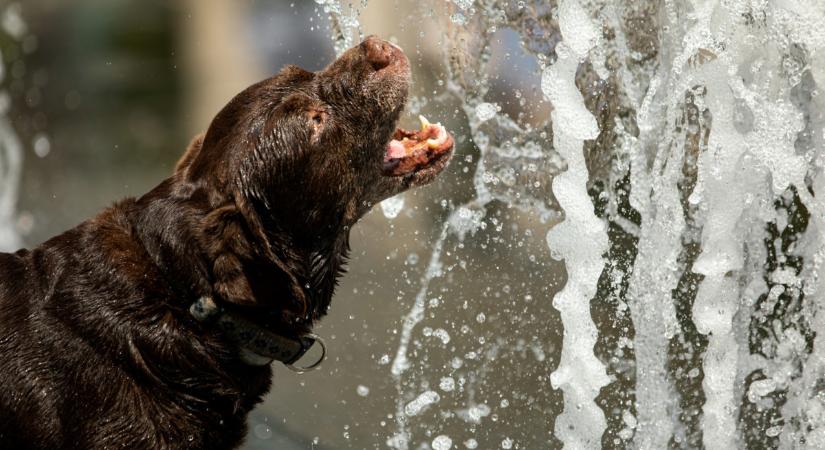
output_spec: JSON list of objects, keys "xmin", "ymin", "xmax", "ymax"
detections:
[{"xmin": 3, "ymin": 1, "xmax": 565, "ymax": 448}]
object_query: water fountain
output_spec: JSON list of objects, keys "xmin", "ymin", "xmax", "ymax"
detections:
[
  {"xmin": 5, "ymin": 0, "xmax": 825, "ymax": 448},
  {"xmin": 320, "ymin": 0, "xmax": 825, "ymax": 448}
]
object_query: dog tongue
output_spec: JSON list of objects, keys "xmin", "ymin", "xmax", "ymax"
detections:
[
  {"xmin": 385, "ymin": 115, "xmax": 450, "ymax": 161},
  {"xmin": 387, "ymin": 139, "xmax": 407, "ymax": 159}
]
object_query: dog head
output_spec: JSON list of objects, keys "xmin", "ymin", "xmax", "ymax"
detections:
[
  {"xmin": 181, "ymin": 36, "xmax": 452, "ymax": 231},
  {"xmin": 175, "ymin": 37, "xmax": 453, "ymax": 327}
]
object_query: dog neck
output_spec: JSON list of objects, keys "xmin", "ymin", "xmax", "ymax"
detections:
[
  {"xmin": 132, "ymin": 177, "xmax": 350, "ymax": 337},
  {"xmin": 248, "ymin": 194, "xmax": 352, "ymax": 322}
]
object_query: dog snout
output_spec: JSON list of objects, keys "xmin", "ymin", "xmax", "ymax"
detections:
[{"xmin": 363, "ymin": 36, "xmax": 397, "ymax": 71}]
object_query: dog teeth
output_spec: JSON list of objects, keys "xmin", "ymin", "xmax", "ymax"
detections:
[
  {"xmin": 416, "ymin": 115, "xmax": 448, "ymax": 149},
  {"xmin": 419, "ymin": 115, "xmax": 430, "ymax": 131},
  {"xmin": 426, "ymin": 123, "xmax": 448, "ymax": 149}
]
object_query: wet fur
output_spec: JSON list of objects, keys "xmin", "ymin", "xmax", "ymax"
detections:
[{"xmin": 0, "ymin": 38, "xmax": 433, "ymax": 449}]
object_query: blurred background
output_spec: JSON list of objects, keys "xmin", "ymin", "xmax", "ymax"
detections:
[{"xmin": 2, "ymin": 1, "xmax": 566, "ymax": 448}]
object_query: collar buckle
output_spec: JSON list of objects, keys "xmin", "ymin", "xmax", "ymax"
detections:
[{"xmin": 285, "ymin": 333, "xmax": 326, "ymax": 373}]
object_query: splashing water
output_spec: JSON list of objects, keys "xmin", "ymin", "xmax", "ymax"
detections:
[
  {"xmin": 0, "ymin": 3, "xmax": 26, "ymax": 252},
  {"xmin": 4, "ymin": 1, "xmax": 822, "ymax": 449},
  {"xmin": 543, "ymin": 2, "xmax": 609, "ymax": 447},
  {"xmin": 319, "ymin": 0, "xmax": 368, "ymax": 57},
  {"xmin": 381, "ymin": 193, "xmax": 405, "ymax": 219},
  {"xmin": 322, "ymin": 0, "xmax": 825, "ymax": 447}
]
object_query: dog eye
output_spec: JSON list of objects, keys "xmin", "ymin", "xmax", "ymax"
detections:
[{"xmin": 308, "ymin": 110, "xmax": 327, "ymax": 138}]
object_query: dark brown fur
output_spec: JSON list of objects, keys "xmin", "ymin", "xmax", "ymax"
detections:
[{"xmin": 0, "ymin": 37, "xmax": 451, "ymax": 449}]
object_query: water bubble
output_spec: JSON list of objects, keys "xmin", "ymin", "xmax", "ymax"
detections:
[
  {"xmin": 439, "ymin": 376, "xmax": 456, "ymax": 392},
  {"xmin": 475, "ymin": 102, "xmax": 498, "ymax": 122},
  {"xmin": 432, "ymin": 328, "xmax": 451, "ymax": 344},
  {"xmin": 1, "ymin": 4, "xmax": 27, "ymax": 39},
  {"xmin": 449, "ymin": 13, "xmax": 467, "ymax": 25},
  {"xmin": 386, "ymin": 433, "xmax": 409, "ymax": 450},
  {"xmin": 432, "ymin": 435, "xmax": 452, "ymax": 450},
  {"xmin": 451, "ymin": 0, "xmax": 473, "ymax": 9},
  {"xmin": 449, "ymin": 205, "xmax": 485, "ymax": 240},
  {"xmin": 622, "ymin": 410, "xmax": 637, "ymax": 429},
  {"xmin": 356, "ymin": 385, "xmax": 370, "ymax": 397},
  {"xmin": 404, "ymin": 390, "xmax": 440, "ymax": 416},
  {"xmin": 32, "ymin": 133, "xmax": 49, "ymax": 158},
  {"xmin": 380, "ymin": 193, "xmax": 405, "ymax": 219},
  {"xmin": 457, "ymin": 403, "xmax": 490, "ymax": 424}
]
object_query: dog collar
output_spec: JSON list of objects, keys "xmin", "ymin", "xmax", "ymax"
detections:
[{"xmin": 189, "ymin": 296, "xmax": 326, "ymax": 372}]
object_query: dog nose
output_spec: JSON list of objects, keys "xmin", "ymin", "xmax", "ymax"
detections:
[{"xmin": 363, "ymin": 35, "xmax": 394, "ymax": 71}]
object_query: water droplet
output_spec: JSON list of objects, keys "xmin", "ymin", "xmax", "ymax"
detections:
[
  {"xmin": 380, "ymin": 193, "xmax": 404, "ymax": 219},
  {"xmin": 32, "ymin": 133, "xmax": 49, "ymax": 158},
  {"xmin": 475, "ymin": 102, "xmax": 498, "ymax": 122},
  {"xmin": 432, "ymin": 435, "xmax": 452, "ymax": 450},
  {"xmin": 439, "ymin": 376, "xmax": 455, "ymax": 392},
  {"xmin": 451, "ymin": 0, "xmax": 473, "ymax": 10},
  {"xmin": 404, "ymin": 390, "xmax": 440, "ymax": 416},
  {"xmin": 449, "ymin": 12, "xmax": 467, "ymax": 25}
]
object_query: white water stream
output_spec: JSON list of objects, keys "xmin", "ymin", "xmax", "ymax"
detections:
[
  {"xmin": 343, "ymin": 1, "xmax": 825, "ymax": 448},
  {"xmin": 319, "ymin": 0, "xmax": 825, "ymax": 447}
]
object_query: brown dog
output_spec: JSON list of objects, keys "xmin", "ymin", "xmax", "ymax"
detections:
[{"xmin": 0, "ymin": 36, "xmax": 453, "ymax": 450}]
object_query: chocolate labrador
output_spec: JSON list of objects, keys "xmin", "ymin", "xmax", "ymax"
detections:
[{"xmin": 0, "ymin": 36, "xmax": 453, "ymax": 449}]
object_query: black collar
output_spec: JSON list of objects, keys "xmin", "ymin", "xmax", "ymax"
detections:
[{"xmin": 189, "ymin": 296, "xmax": 325, "ymax": 371}]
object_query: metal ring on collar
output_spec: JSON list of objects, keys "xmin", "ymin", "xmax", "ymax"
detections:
[{"xmin": 286, "ymin": 334, "xmax": 327, "ymax": 374}]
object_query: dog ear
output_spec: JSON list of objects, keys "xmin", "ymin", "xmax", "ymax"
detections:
[
  {"xmin": 201, "ymin": 204, "xmax": 256, "ymax": 306},
  {"xmin": 174, "ymin": 134, "xmax": 204, "ymax": 176},
  {"xmin": 233, "ymin": 194, "xmax": 309, "ymax": 315},
  {"xmin": 200, "ymin": 195, "xmax": 308, "ymax": 317}
]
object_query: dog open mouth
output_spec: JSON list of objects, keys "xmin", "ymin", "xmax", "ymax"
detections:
[{"xmin": 382, "ymin": 115, "xmax": 454, "ymax": 177}]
